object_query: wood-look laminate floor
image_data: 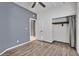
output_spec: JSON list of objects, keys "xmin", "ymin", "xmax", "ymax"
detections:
[{"xmin": 1, "ymin": 40, "xmax": 78, "ymax": 56}]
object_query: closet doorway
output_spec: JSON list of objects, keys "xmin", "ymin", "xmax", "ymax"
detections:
[
  {"xmin": 52, "ymin": 15, "xmax": 76, "ymax": 47},
  {"xmin": 52, "ymin": 17, "xmax": 69, "ymax": 43}
]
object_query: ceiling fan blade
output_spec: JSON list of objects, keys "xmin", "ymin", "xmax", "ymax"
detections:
[
  {"xmin": 32, "ymin": 2, "xmax": 36, "ymax": 8},
  {"xmin": 39, "ymin": 2, "xmax": 46, "ymax": 7}
]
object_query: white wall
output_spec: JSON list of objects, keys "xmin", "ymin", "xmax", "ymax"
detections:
[
  {"xmin": 36, "ymin": 2, "xmax": 76, "ymax": 42},
  {"xmin": 76, "ymin": 3, "xmax": 79, "ymax": 54}
]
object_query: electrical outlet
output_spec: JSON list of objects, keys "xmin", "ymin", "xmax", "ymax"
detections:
[{"xmin": 16, "ymin": 40, "xmax": 19, "ymax": 43}]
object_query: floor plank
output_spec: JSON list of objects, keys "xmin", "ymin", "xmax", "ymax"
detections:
[{"xmin": 1, "ymin": 40, "xmax": 78, "ymax": 56}]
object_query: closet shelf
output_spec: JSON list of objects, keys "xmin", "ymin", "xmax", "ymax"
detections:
[{"xmin": 52, "ymin": 21, "xmax": 69, "ymax": 25}]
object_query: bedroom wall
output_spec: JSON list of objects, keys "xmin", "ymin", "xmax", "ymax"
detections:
[
  {"xmin": 0, "ymin": 2, "xmax": 36, "ymax": 52},
  {"xmin": 36, "ymin": 2, "xmax": 76, "ymax": 42}
]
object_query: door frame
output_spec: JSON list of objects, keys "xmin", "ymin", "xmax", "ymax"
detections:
[{"xmin": 29, "ymin": 18, "xmax": 36, "ymax": 41}]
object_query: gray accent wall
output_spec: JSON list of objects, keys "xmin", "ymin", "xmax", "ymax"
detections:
[{"xmin": 0, "ymin": 2, "xmax": 36, "ymax": 52}]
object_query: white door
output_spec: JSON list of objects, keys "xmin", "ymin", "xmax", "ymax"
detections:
[{"xmin": 52, "ymin": 17, "xmax": 69, "ymax": 43}]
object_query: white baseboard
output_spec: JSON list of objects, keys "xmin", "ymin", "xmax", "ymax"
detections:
[{"xmin": 0, "ymin": 41, "xmax": 32, "ymax": 55}]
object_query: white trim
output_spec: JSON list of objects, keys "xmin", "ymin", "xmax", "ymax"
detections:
[
  {"xmin": 77, "ymin": 47, "xmax": 79, "ymax": 55},
  {"xmin": 0, "ymin": 40, "xmax": 32, "ymax": 55}
]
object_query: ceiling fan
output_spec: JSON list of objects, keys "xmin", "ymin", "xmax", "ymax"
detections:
[{"xmin": 31, "ymin": 2, "xmax": 46, "ymax": 8}]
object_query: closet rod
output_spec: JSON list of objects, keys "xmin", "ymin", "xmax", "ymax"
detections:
[{"xmin": 52, "ymin": 21, "xmax": 69, "ymax": 24}]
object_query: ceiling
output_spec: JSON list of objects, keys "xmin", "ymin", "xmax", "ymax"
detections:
[
  {"xmin": 15, "ymin": 2, "xmax": 65, "ymax": 13},
  {"xmin": 15, "ymin": 2, "xmax": 76, "ymax": 14}
]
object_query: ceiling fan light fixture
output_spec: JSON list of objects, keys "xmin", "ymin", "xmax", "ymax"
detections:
[{"xmin": 31, "ymin": 2, "xmax": 46, "ymax": 8}]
